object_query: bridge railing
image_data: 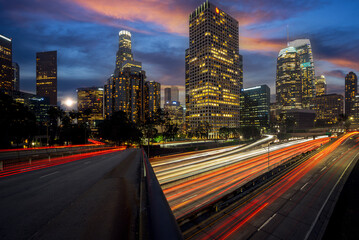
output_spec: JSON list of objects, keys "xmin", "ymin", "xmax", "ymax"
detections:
[{"xmin": 140, "ymin": 149, "xmax": 183, "ymax": 240}]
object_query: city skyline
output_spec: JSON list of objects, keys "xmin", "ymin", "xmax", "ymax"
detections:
[{"xmin": 1, "ymin": 0, "xmax": 359, "ymax": 105}]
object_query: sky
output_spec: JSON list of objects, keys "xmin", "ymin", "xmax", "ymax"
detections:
[{"xmin": 1, "ymin": 0, "xmax": 359, "ymax": 107}]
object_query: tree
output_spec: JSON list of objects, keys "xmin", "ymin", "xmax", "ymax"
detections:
[
  {"xmin": 219, "ymin": 127, "xmax": 231, "ymax": 140},
  {"xmin": 164, "ymin": 123, "xmax": 179, "ymax": 141},
  {"xmin": 239, "ymin": 126, "xmax": 260, "ymax": 140},
  {"xmin": 98, "ymin": 111, "xmax": 142, "ymax": 145},
  {"xmin": 0, "ymin": 93, "xmax": 37, "ymax": 148}
]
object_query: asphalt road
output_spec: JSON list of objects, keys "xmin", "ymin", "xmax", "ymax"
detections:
[
  {"xmin": 185, "ymin": 133, "xmax": 359, "ymax": 240},
  {"xmin": 0, "ymin": 148, "xmax": 141, "ymax": 240}
]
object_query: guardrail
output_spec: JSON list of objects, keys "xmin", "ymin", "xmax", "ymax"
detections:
[
  {"xmin": 140, "ymin": 149, "xmax": 183, "ymax": 240},
  {"xmin": 0, "ymin": 145, "xmax": 117, "ymax": 171}
]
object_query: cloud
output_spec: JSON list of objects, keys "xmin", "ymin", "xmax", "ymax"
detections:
[{"xmin": 323, "ymin": 70, "xmax": 347, "ymax": 79}]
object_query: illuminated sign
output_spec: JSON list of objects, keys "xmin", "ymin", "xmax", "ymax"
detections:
[{"xmin": 215, "ymin": 7, "xmax": 220, "ymax": 14}]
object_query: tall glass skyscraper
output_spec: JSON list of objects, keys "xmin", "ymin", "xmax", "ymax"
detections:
[
  {"xmin": 345, "ymin": 72, "xmax": 357, "ymax": 116},
  {"xmin": 186, "ymin": 1, "xmax": 243, "ymax": 138},
  {"xmin": 105, "ymin": 31, "xmax": 160, "ymax": 123},
  {"xmin": 114, "ymin": 30, "xmax": 142, "ymax": 75},
  {"xmin": 276, "ymin": 47, "xmax": 302, "ymax": 110},
  {"xmin": 240, "ymin": 85, "xmax": 270, "ymax": 130},
  {"xmin": 288, "ymin": 39, "xmax": 315, "ymax": 108},
  {"xmin": 0, "ymin": 34, "xmax": 13, "ymax": 93},
  {"xmin": 36, "ymin": 51, "xmax": 57, "ymax": 106}
]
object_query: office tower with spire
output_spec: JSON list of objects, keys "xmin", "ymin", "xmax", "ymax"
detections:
[
  {"xmin": 345, "ymin": 72, "xmax": 357, "ymax": 116},
  {"xmin": 276, "ymin": 47, "xmax": 302, "ymax": 110},
  {"xmin": 314, "ymin": 75, "xmax": 326, "ymax": 96},
  {"xmin": 288, "ymin": 39, "xmax": 315, "ymax": 108},
  {"xmin": 36, "ymin": 51, "xmax": 57, "ymax": 105},
  {"xmin": 0, "ymin": 34, "xmax": 13, "ymax": 93},
  {"xmin": 186, "ymin": 1, "xmax": 243, "ymax": 138},
  {"xmin": 105, "ymin": 31, "xmax": 160, "ymax": 123}
]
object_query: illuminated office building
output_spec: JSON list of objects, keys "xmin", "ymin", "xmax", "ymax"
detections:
[
  {"xmin": 145, "ymin": 81, "xmax": 161, "ymax": 119},
  {"xmin": 314, "ymin": 75, "xmax": 326, "ymax": 96},
  {"xmin": 115, "ymin": 30, "xmax": 142, "ymax": 75},
  {"xmin": 351, "ymin": 95, "xmax": 359, "ymax": 125},
  {"xmin": 12, "ymin": 62, "xmax": 19, "ymax": 91},
  {"xmin": 77, "ymin": 87, "xmax": 104, "ymax": 131},
  {"xmin": 276, "ymin": 47, "xmax": 302, "ymax": 110},
  {"xmin": 0, "ymin": 34, "xmax": 13, "ymax": 93},
  {"xmin": 164, "ymin": 101, "xmax": 185, "ymax": 126},
  {"xmin": 105, "ymin": 31, "xmax": 161, "ymax": 123},
  {"xmin": 36, "ymin": 51, "xmax": 57, "ymax": 105},
  {"xmin": 186, "ymin": 1, "xmax": 243, "ymax": 138},
  {"xmin": 288, "ymin": 39, "xmax": 315, "ymax": 108},
  {"xmin": 240, "ymin": 85, "xmax": 270, "ymax": 130},
  {"xmin": 12, "ymin": 91, "xmax": 50, "ymax": 123},
  {"xmin": 312, "ymin": 94, "xmax": 343, "ymax": 125},
  {"xmin": 345, "ymin": 72, "xmax": 357, "ymax": 116}
]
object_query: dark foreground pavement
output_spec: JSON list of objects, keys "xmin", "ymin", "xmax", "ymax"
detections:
[
  {"xmin": 0, "ymin": 148, "xmax": 141, "ymax": 240},
  {"xmin": 322, "ymin": 149, "xmax": 359, "ymax": 239}
]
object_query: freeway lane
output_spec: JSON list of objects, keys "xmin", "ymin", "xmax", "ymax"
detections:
[
  {"xmin": 0, "ymin": 148, "xmax": 138, "ymax": 240},
  {"xmin": 165, "ymin": 138, "xmax": 329, "ymax": 219},
  {"xmin": 185, "ymin": 132, "xmax": 359, "ymax": 240}
]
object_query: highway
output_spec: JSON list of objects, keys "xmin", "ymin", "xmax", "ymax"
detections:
[
  {"xmin": 0, "ymin": 148, "xmax": 140, "ymax": 240},
  {"xmin": 153, "ymin": 136, "xmax": 328, "ymax": 185},
  {"xmin": 184, "ymin": 132, "xmax": 359, "ymax": 240},
  {"xmin": 151, "ymin": 137, "xmax": 330, "ymax": 219}
]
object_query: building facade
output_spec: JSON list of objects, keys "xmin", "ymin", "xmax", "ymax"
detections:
[
  {"xmin": 36, "ymin": 51, "xmax": 57, "ymax": 105},
  {"xmin": 164, "ymin": 101, "xmax": 185, "ymax": 126},
  {"xmin": 12, "ymin": 91, "xmax": 50, "ymax": 123},
  {"xmin": 345, "ymin": 72, "xmax": 357, "ymax": 116},
  {"xmin": 77, "ymin": 87, "xmax": 104, "ymax": 131},
  {"xmin": 12, "ymin": 62, "xmax": 19, "ymax": 91},
  {"xmin": 311, "ymin": 94, "xmax": 343, "ymax": 125},
  {"xmin": 240, "ymin": 85, "xmax": 270, "ymax": 130},
  {"xmin": 314, "ymin": 75, "xmax": 326, "ymax": 96},
  {"xmin": 186, "ymin": 1, "xmax": 243, "ymax": 138},
  {"xmin": 145, "ymin": 81, "xmax": 161, "ymax": 119},
  {"xmin": 288, "ymin": 39, "xmax": 315, "ymax": 108},
  {"xmin": 276, "ymin": 46, "xmax": 302, "ymax": 110},
  {"xmin": 0, "ymin": 34, "xmax": 13, "ymax": 93}
]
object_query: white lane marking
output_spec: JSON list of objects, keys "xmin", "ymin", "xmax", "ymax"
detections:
[
  {"xmin": 304, "ymin": 151, "xmax": 359, "ymax": 240},
  {"xmin": 258, "ymin": 213, "xmax": 277, "ymax": 231},
  {"xmin": 320, "ymin": 166, "xmax": 327, "ymax": 172},
  {"xmin": 301, "ymin": 182, "xmax": 309, "ymax": 191},
  {"xmin": 83, "ymin": 161, "xmax": 90, "ymax": 165},
  {"xmin": 40, "ymin": 171, "xmax": 59, "ymax": 179}
]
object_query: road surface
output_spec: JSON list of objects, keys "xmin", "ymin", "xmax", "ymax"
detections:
[
  {"xmin": 0, "ymin": 148, "xmax": 141, "ymax": 240},
  {"xmin": 184, "ymin": 132, "xmax": 359, "ymax": 240}
]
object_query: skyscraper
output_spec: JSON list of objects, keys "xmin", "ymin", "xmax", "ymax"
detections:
[
  {"xmin": 276, "ymin": 46, "xmax": 302, "ymax": 110},
  {"xmin": 0, "ymin": 34, "xmax": 13, "ymax": 93},
  {"xmin": 345, "ymin": 72, "xmax": 357, "ymax": 116},
  {"xmin": 12, "ymin": 62, "xmax": 19, "ymax": 91},
  {"xmin": 186, "ymin": 1, "xmax": 242, "ymax": 138},
  {"xmin": 240, "ymin": 85, "xmax": 270, "ymax": 130},
  {"xmin": 145, "ymin": 81, "xmax": 161, "ymax": 118},
  {"xmin": 36, "ymin": 51, "xmax": 57, "ymax": 105},
  {"xmin": 105, "ymin": 30, "xmax": 159, "ymax": 123},
  {"xmin": 164, "ymin": 86, "xmax": 179, "ymax": 104},
  {"xmin": 164, "ymin": 87, "xmax": 172, "ymax": 103},
  {"xmin": 77, "ymin": 87, "xmax": 104, "ymax": 132},
  {"xmin": 288, "ymin": 39, "xmax": 315, "ymax": 108},
  {"xmin": 115, "ymin": 30, "xmax": 142, "ymax": 75},
  {"xmin": 314, "ymin": 75, "xmax": 326, "ymax": 96}
]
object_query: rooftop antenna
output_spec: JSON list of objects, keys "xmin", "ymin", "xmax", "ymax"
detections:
[{"xmin": 286, "ymin": 24, "xmax": 289, "ymax": 46}]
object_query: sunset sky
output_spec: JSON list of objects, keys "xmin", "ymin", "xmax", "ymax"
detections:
[{"xmin": 1, "ymin": 0, "xmax": 359, "ymax": 105}]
